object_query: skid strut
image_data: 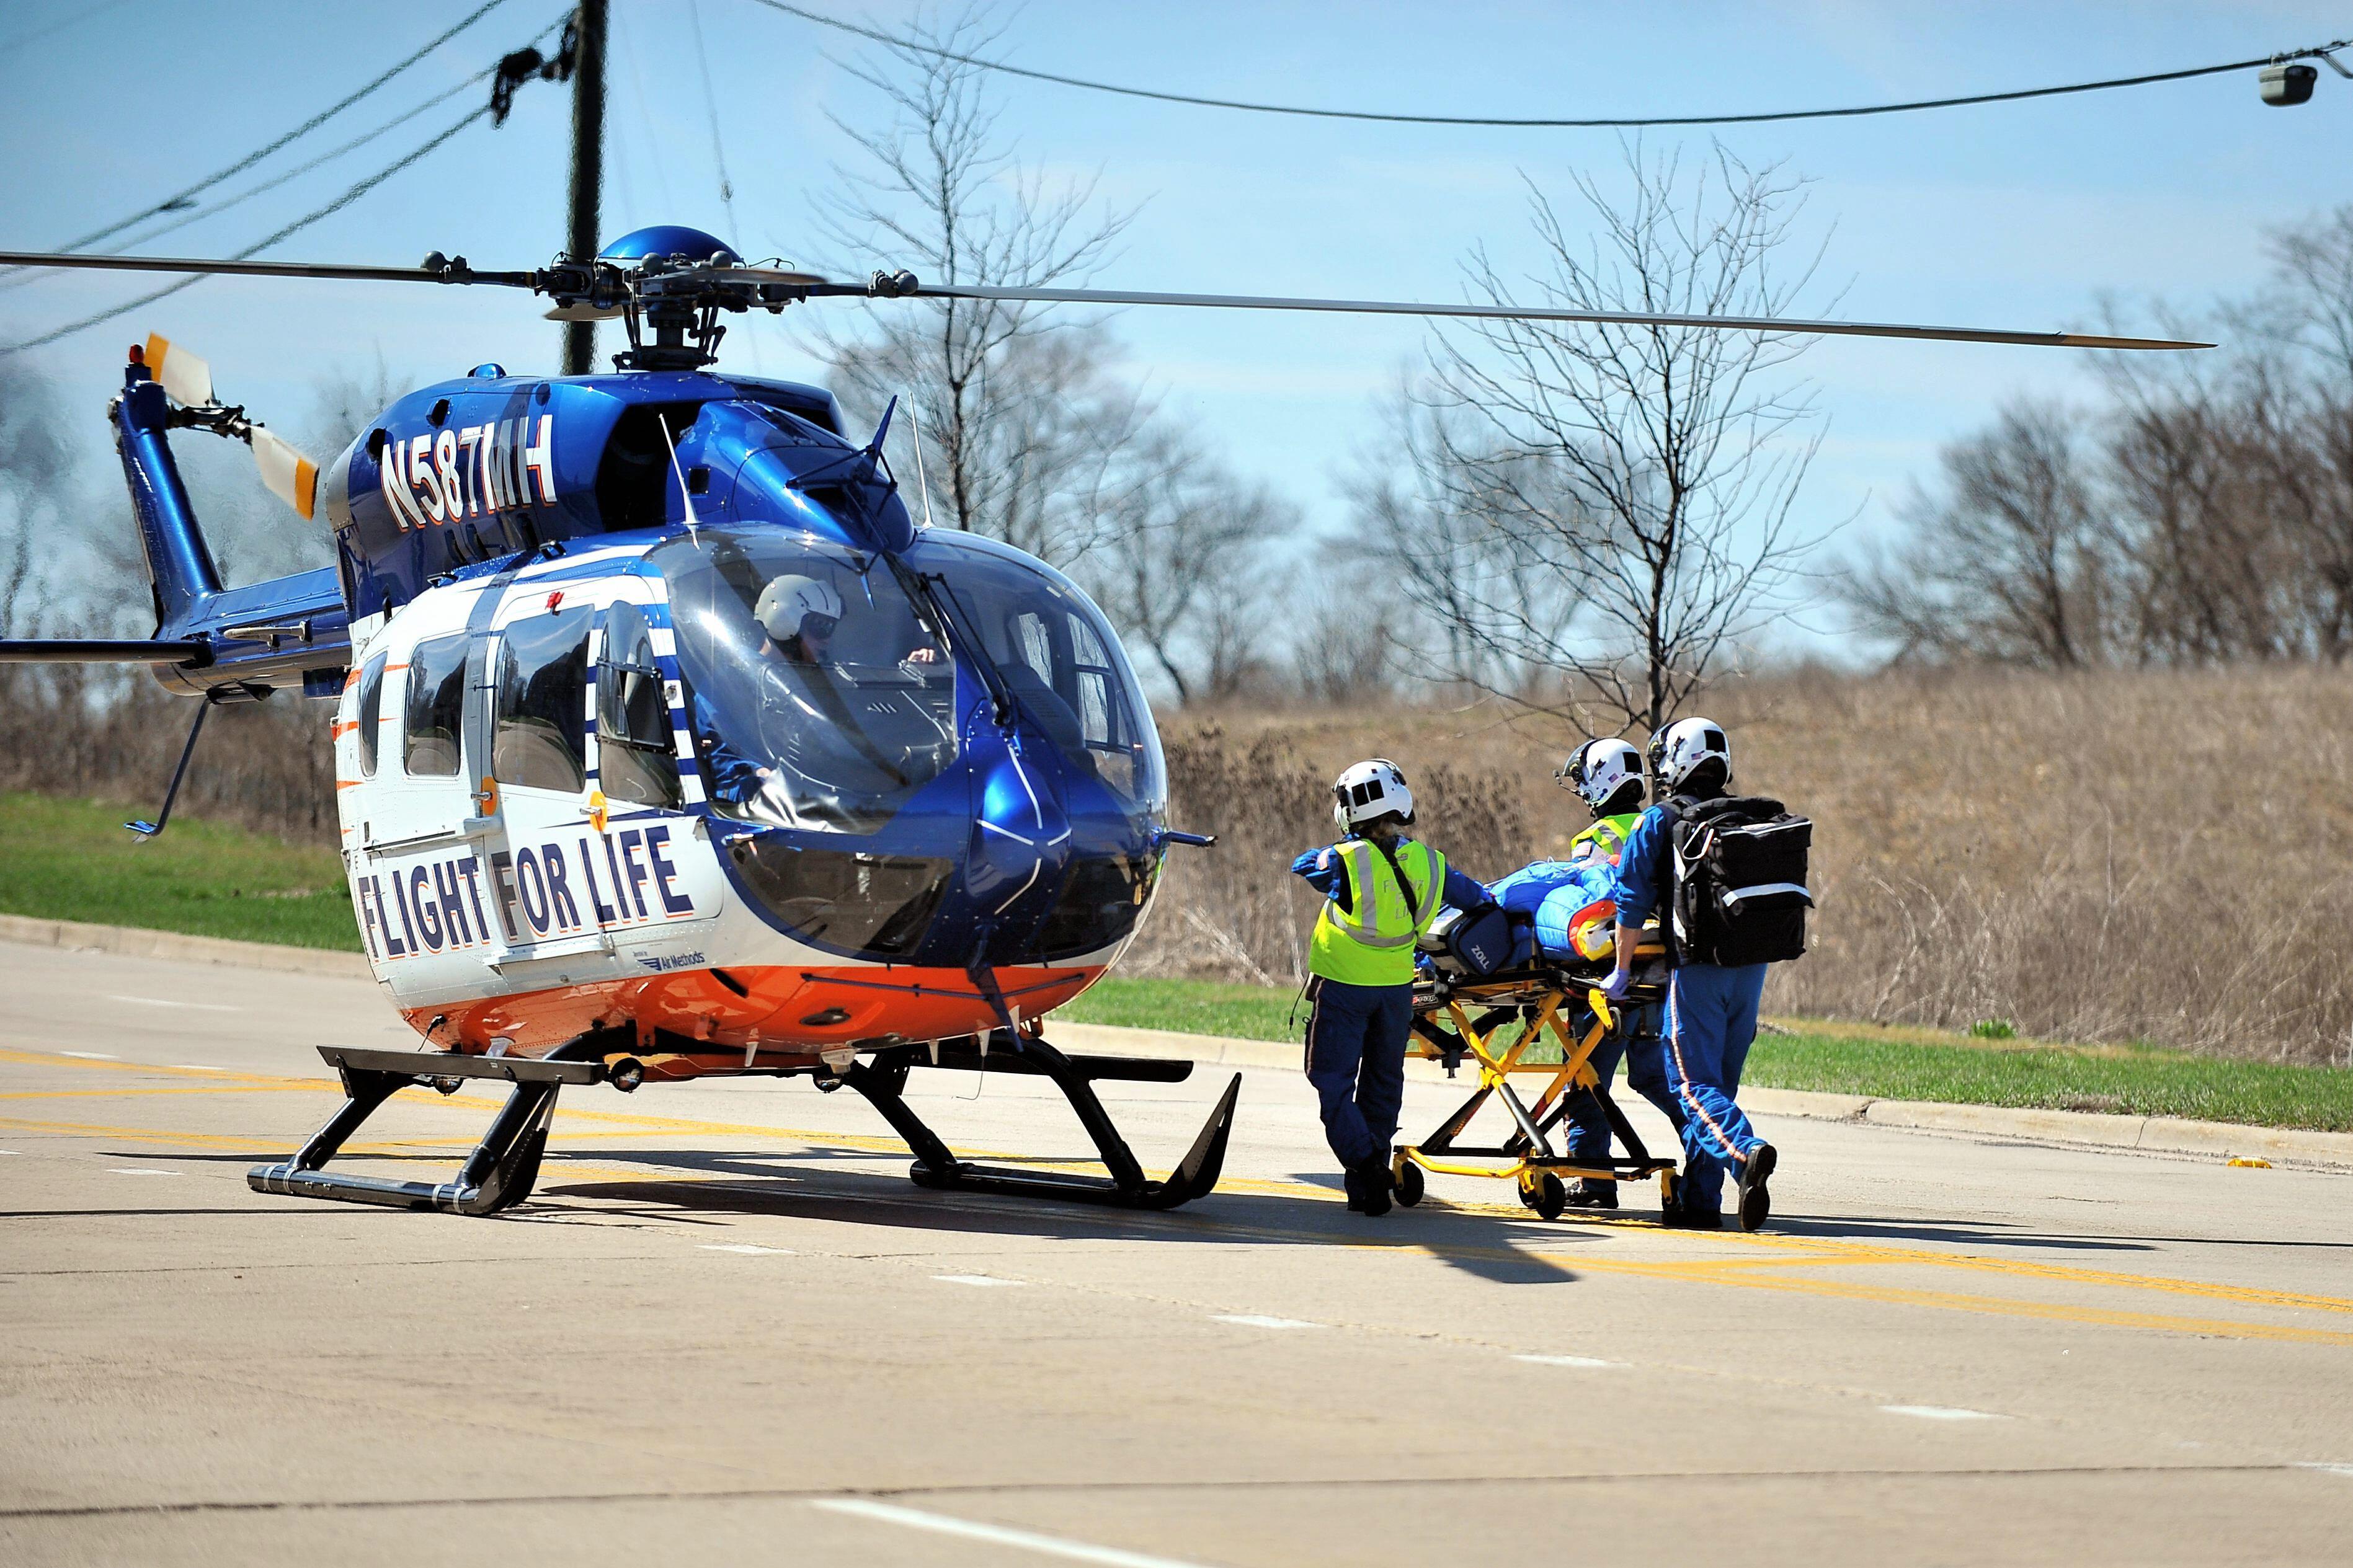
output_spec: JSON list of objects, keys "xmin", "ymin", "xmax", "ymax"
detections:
[
  {"xmin": 248, "ymin": 1045, "xmax": 600, "ymax": 1216},
  {"xmin": 841, "ymin": 1035, "xmax": 1242, "ymax": 1210}
]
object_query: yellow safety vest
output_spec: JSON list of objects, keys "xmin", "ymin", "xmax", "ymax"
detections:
[
  {"xmin": 1568, "ymin": 812, "xmax": 1642, "ymax": 864},
  {"xmin": 1309, "ymin": 836, "xmax": 1446, "ymax": 986}
]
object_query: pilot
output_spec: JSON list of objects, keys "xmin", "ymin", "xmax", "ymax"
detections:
[
  {"xmin": 693, "ymin": 573, "xmax": 942, "ymax": 805},
  {"xmin": 693, "ymin": 574, "xmax": 843, "ymax": 804}
]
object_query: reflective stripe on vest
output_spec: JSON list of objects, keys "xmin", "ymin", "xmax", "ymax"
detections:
[
  {"xmin": 1568, "ymin": 812, "xmax": 1641, "ymax": 863},
  {"xmin": 1319, "ymin": 838, "xmax": 1444, "ymax": 949}
]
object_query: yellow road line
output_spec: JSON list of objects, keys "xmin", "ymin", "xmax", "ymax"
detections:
[
  {"xmin": 9, "ymin": 1053, "xmax": 2353, "ymax": 1332},
  {"xmin": 1545, "ymin": 1254, "xmax": 2353, "ymax": 1348},
  {"xmin": 0, "ymin": 1047, "xmax": 291, "ymax": 1084},
  {"xmin": 0, "ymin": 1084, "xmax": 324, "ymax": 1101}
]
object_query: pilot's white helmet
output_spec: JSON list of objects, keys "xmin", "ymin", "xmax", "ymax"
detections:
[{"xmin": 754, "ymin": 574, "xmax": 845, "ymax": 644}]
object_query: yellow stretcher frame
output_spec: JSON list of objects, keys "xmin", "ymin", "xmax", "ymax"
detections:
[{"xmin": 1392, "ymin": 955, "xmax": 1676, "ymax": 1220}]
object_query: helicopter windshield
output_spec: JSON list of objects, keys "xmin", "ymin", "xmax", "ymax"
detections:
[
  {"xmin": 653, "ymin": 528, "xmax": 958, "ymax": 833},
  {"xmin": 922, "ymin": 545, "xmax": 1167, "ymax": 822}
]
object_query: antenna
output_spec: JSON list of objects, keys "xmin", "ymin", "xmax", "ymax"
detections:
[
  {"xmin": 657, "ymin": 411, "xmax": 699, "ymax": 545},
  {"xmin": 904, "ymin": 394, "xmax": 938, "ymax": 531}
]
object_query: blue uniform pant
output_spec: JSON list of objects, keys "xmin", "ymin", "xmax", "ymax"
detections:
[
  {"xmin": 1563, "ymin": 1002, "xmax": 1684, "ymax": 1171},
  {"xmin": 1663, "ymin": 962, "xmax": 1770, "ymax": 1215},
  {"xmin": 1303, "ymin": 977, "xmax": 1413, "ymax": 1171}
]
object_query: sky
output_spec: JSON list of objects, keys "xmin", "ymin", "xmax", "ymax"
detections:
[{"xmin": 1, "ymin": 0, "xmax": 2349, "ymax": 650}]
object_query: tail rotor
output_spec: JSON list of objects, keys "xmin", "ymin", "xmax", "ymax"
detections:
[{"xmin": 142, "ymin": 333, "xmax": 321, "ymax": 520}]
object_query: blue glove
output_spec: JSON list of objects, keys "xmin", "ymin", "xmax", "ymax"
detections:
[{"xmin": 1600, "ymin": 969, "xmax": 1635, "ymax": 1003}]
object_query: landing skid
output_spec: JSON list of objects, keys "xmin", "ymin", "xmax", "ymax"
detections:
[
  {"xmin": 246, "ymin": 1035, "xmax": 1239, "ymax": 1216},
  {"xmin": 247, "ymin": 1046, "xmax": 598, "ymax": 1215},
  {"xmin": 842, "ymin": 1036, "xmax": 1242, "ymax": 1210}
]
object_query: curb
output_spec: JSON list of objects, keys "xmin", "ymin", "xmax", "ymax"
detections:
[
  {"xmin": 1056, "ymin": 1022, "xmax": 2353, "ymax": 1172},
  {"xmin": 6, "ymin": 916, "xmax": 2346, "ymax": 1171},
  {"xmin": 0, "ymin": 913, "xmax": 372, "ymax": 981}
]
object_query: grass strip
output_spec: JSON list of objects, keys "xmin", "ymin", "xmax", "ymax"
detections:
[
  {"xmin": 0, "ymin": 792, "xmax": 358, "ymax": 951},
  {"xmin": 1065, "ymin": 977, "xmax": 2353, "ymax": 1133}
]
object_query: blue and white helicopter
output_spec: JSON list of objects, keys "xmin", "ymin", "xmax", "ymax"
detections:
[{"xmin": 0, "ymin": 226, "xmax": 2203, "ymax": 1216}]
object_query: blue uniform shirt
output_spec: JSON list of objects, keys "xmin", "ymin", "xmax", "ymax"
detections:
[
  {"xmin": 1608, "ymin": 804, "xmax": 1675, "ymax": 923},
  {"xmin": 691, "ymin": 691, "xmax": 764, "ymax": 805},
  {"xmin": 1291, "ymin": 839, "xmax": 1488, "ymax": 914}
]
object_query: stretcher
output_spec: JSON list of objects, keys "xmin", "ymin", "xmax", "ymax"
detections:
[{"xmin": 1392, "ymin": 914, "xmax": 1676, "ymax": 1219}]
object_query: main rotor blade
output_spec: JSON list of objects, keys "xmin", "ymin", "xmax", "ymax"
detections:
[
  {"xmin": 0, "ymin": 250, "xmax": 534, "ymax": 288},
  {"xmin": 876, "ymin": 283, "xmax": 2212, "ymax": 350}
]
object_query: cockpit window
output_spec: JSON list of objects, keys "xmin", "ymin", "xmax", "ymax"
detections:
[
  {"xmin": 651, "ymin": 527, "xmax": 957, "ymax": 833},
  {"xmin": 935, "ymin": 552, "xmax": 1166, "ymax": 816}
]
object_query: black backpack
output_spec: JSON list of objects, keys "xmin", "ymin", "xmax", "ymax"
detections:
[{"xmin": 1666, "ymin": 794, "xmax": 1813, "ymax": 967}]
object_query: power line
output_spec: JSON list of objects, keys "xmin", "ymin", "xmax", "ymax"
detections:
[
  {"xmin": 688, "ymin": 0, "xmax": 739, "ymax": 211},
  {"xmin": 28, "ymin": 0, "xmax": 511, "ymax": 260},
  {"xmin": 687, "ymin": 0, "xmax": 760, "ymax": 371},
  {"xmin": 0, "ymin": 0, "xmax": 137, "ymax": 58},
  {"xmin": 0, "ymin": 12, "xmax": 574, "ymax": 292},
  {"xmin": 2, "ymin": 103, "xmax": 493, "ymax": 357},
  {"xmin": 746, "ymin": 1, "xmax": 2353, "ymax": 130}
]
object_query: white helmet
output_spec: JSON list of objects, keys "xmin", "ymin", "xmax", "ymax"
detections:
[
  {"xmin": 1556, "ymin": 738, "xmax": 1645, "ymax": 817},
  {"xmin": 754, "ymin": 574, "xmax": 844, "ymax": 644},
  {"xmin": 1648, "ymin": 716, "xmax": 1732, "ymax": 794},
  {"xmin": 1332, "ymin": 758, "xmax": 1415, "ymax": 831}
]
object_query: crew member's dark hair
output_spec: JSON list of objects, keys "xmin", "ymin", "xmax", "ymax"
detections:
[
  {"xmin": 1679, "ymin": 756, "xmax": 1730, "ymax": 799},
  {"xmin": 1598, "ymin": 777, "xmax": 1645, "ymax": 817}
]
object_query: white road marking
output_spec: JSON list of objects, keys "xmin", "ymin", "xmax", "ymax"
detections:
[
  {"xmin": 934, "ymin": 1273, "xmax": 1027, "ymax": 1287},
  {"xmin": 1881, "ymin": 1404, "xmax": 2008, "ymax": 1421},
  {"xmin": 107, "ymin": 995, "xmax": 239, "ymax": 1012},
  {"xmin": 109, "ymin": 1168, "xmax": 179, "ymax": 1177},
  {"xmin": 811, "ymin": 1498, "xmax": 1217, "ymax": 1568},
  {"xmin": 1515, "ymin": 1353, "xmax": 1624, "ymax": 1368},
  {"xmin": 59, "ymin": 1051, "xmax": 118, "ymax": 1060},
  {"xmin": 701, "ymin": 1244, "xmax": 794, "ymax": 1256},
  {"xmin": 2295, "ymin": 1462, "xmax": 2353, "ymax": 1477},
  {"xmin": 0, "ymin": 1149, "xmax": 22, "ymax": 1156},
  {"xmin": 1210, "ymin": 1313, "xmax": 1322, "ymax": 1330}
]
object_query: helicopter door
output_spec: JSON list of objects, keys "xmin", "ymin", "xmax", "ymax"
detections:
[
  {"xmin": 585, "ymin": 594, "xmax": 726, "ymax": 950},
  {"xmin": 473, "ymin": 596, "xmax": 609, "ymax": 973},
  {"xmin": 471, "ymin": 583, "xmax": 720, "ymax": 978}
]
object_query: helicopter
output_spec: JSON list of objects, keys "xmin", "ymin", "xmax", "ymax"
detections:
[{"xmin": 0, "ymin": 224, "xmax": 2205, "ymax": 1218}]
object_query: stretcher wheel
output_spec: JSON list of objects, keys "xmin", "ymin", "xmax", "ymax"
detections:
[
  {"xmin": 1392, "ymin": 1158, "xmax": 1424, "ymax": 1208},
  {"xmin": 1520, "ymin": 1171, "xmax": 1567, "ymax": 1220}
]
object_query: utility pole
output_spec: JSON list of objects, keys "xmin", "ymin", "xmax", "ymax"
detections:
[{"xmin": 562, "ymin": 0, "xmax": 607, "ymax": 376}]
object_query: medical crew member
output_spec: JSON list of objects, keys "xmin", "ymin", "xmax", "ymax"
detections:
[
  {"xmin": 1603, "ymin": 719, "xmax": 1779, "ymax": 1231},
  {"xmin": 1554, "ymin": 738, "xmax": 1684, "ymax": 1210},
  {"xmin": 1292, "ymin": 760, "xmax": 1487, "ymax": 1216}
]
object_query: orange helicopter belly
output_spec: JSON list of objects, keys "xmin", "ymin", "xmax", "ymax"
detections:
[{"xmin": 401, "ymin": 962, "xmax": 1105, "ymax": 1077}]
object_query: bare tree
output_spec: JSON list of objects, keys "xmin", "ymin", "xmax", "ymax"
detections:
[
  {"xmin": 1077, "ymin": 430, "xmax": 1293, "ymax": 705},
  {"xmin": 1363, "ymin": 142, "xmax": 1830, "ymax": 736},
  {"xmin": 806, "ymin": 4, "xmax": 1141, "ymax": 568},
  {"xmin": 1288, "ymin": 547, "xmax": 1407, "ymax": 707},
  {"xmin": 1842, "ymin": 401, "xmax": 2119, "ymax": 667},
  {"xmin": 1864, "ymin": 209, "xmax": 2353, "ymax": 671}
]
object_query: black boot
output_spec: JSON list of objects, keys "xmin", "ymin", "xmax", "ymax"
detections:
[
  {"xmin": 1346, "ymin": 1161, "xmax": 1392, "ymax": 1217},
  {"xmin": 1737, "ymin": 1141, "xmax": 1777, "ymax": 1232},
  {"xmin": 1563, "ymin": 1179, "xmax": 1619, "ymax": 1211}
]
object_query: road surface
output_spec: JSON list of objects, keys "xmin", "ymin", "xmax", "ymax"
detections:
[{"xmin": 2, "ymin": 938, "xmax": 2349, "ymax": 1566}]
